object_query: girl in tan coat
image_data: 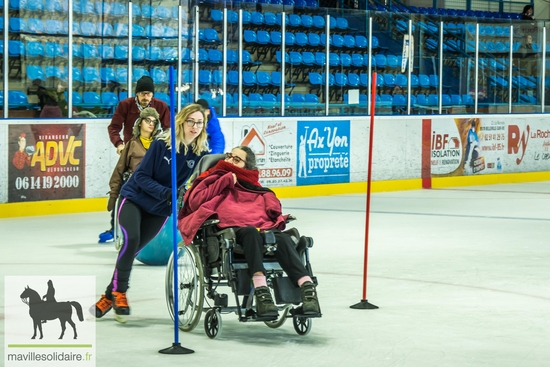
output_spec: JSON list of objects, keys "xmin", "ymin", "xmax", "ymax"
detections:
[{"xmin": 99, "ymin": 107, "xmax": 161, "ymax": 243}]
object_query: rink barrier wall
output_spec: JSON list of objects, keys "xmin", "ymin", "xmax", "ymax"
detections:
[
  {"xmin": 2, "ymin": 115, "xmax": 550, "ymax": 218},
  {"xmin": 2, "ymin": 172, "xmax": 550, "ymax": 218}
]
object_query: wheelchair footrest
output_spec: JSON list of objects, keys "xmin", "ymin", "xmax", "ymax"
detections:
[
  {"xmin": 272, "ymin": 277, "xmax": 302, "ymax": 304},
  {"xmin": 289, "ymin": 306, "xmax": 322, "ymax": 318},
  {"xmin": 241, "ymin": 308, "xmax": 278, "ymax": 322}
]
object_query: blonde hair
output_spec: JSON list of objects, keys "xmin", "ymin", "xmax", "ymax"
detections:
[{"xmin": 157, "ymin": 103, "xmax": 209, "ymax": 155}]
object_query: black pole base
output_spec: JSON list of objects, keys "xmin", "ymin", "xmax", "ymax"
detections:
[
  {"xmin": 350, "ymin": 299, "xmax": 379, "ymax": 309},
  {"xmin": 159, "ymin": 343, "xmax": 194, "ymax": 355}
]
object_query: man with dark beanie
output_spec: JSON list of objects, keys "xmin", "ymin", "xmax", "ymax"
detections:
[{"xmin": 108, "ymin": 76, "xmax": 170, "ymax": 155}]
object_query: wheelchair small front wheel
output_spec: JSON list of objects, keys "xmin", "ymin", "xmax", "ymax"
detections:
[
  {"xmin": 293, "ymin": 316, "xmax": 312, "ymax": 336},
  {"xmin": 165, "ymin": 244, "xmax": 204, "ymax": 332},
  {"xmin": 204, "ymin": 309, "xmax": 222, "ymax": 339},
  {"xmin": 264, "ymin": 305, "xmax": 291, "ymax": 329}
]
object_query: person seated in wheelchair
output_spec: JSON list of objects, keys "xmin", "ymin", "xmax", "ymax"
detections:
[{"xmin": 179, "ymin": 146, "xmax": 320, "ymax": 318}]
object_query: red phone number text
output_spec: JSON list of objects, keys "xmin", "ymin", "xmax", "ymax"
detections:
[{"xmin": 259, "ymin": 168, "xmax": 293, "ymax": 178}]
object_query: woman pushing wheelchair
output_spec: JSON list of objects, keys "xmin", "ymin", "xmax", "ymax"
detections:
[{"xmin": 178, "ymin": 146, "xmax": 321, "ymax": 318}]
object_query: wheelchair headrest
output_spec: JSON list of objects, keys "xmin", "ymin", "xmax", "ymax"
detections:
[{"xmin": 188, "ymin": 153, "xmax": 225, "ymax": 183}]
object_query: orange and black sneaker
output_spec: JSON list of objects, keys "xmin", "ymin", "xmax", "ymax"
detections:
[
  {"xmin": 93, "ymin": 294, "xmax": 113, "ymax": 318},
  {"xmin": 112, "ymin": 291, "xmax": 130, "ymax": 316}
]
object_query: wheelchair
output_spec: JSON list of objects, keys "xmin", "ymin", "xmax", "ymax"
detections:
[{"xmin": 164, "ymin": 156, "xmax": 321, "ymax": 339}]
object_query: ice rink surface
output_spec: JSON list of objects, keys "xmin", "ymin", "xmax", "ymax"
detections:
[{"xmin": 1, "ymin": 182, "xmax": 549, "ymax": 367}]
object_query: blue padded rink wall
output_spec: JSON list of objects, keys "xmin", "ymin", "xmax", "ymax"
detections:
[{"xmin": 1, "ymin": 182, "xmax": 549, "ymax": 366}]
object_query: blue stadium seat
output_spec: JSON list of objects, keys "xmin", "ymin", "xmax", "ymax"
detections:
[
  {"xmin": 227, "ymin": 71, "xmax": 239, "ymax": 88},
  {"xmin": 27, "ymin": 65, "xmax": 46, "ymax": 81},
  {"xmin": 114, "ymin": 45, "xmax": 128, "ymax": 60},
  {"xmin": 243, "ymin": 71, "xmax": 257, "ymax": 89},
  {"xmin": 347, "ymin": 72, "xmax": 360, "ymax": 88},
  {"xmin": 312, "ymin": 15, "xmax": 325, "ymax": 29},
  {"xmin": 308, "ymin": 33, "xmax": 321, "ymax": 48},
  {"xmin": 384, "ymin": 74, "xmax": 396, "ymax": 88},
  {"xmin": 130, "ymin": 2, "xmax": 140, "ymax": 16},
  {"xmin": 289, "ymin": 14, "xmax": 301, "ymax": 27},
  {"xmin": 100, "ymin": 67, "xmax": 116, "ymax": 83},
  {"xmin": 199, "ymin": 70, "xmax": 212, "ymax": 86},
  {"xmin": 114, "ymin": 23, "xmax": 128, "ymax": 37},
  {"xmin": 132, "ymin": 68, "xmax": 149, "ymax": 82},
  {"xmin": 9, "ymin": 17, "xmax": 27, "ymax": 33},
  {"xmin": 141, "ymin": 4, "xmax": 156, "ymax": 18},
  {"xmin": 64, "ymin": 43, "xmax": 82, "ymax": 58},
  {"xmin": 146, "ymin": 46, "xmax": 162, "ymax": 62},
  {"xmin": 26, "ymin": 0, "xmax": 44, "ymax": 11},
  {"xmin": 251, "ymin": 11, "xmax": 264, "ymax": 26},
  {"xmin": 393, "ymin": 94, "xmax": 406, "ymax": 107},
  {"xmin": 8, "ymin": 91, "xmax": 32, "ymax": 107},
  {"xmin": 289, "ymin": 51, "xmax": 303, "ymax": 66},
  {"xmin": 332, "ymin": 34, "xmax": 345, "ymax": 48},
  {"xmin": 301, "ymin": 14, "xmax": 313, "ymax": 28},
  {"xmin": 257, "ymin": 71, "xmax": 272, "ymax": 89},
  {"xmin": 350, "ymin": 53, "xmax": 363, "ymax": 68},
  {"xmin": 343, "ymin": 35, "xmax": 356, "ymax": 49},
  {"xmin": 80, "ymin": 21, "xmax": 97, "ymax": 36},
  {"xmin": 395, "ymin": 74, "xmax": 407, "ymax": 88},
  {"xmin": 98, "ymin": 44, "xmax": 114, "ymax": 60},
  {"xmin": 101, "ymin": 91, "xmax": 119, "ymax": 106},
  {"xmin": 157, "ymin": 5, "xmax": 171, "ymax": 19},
  {"xmin": 181, "ymin": 48, "xmax": 192, "ymax": 63},
  {"xmin": 44, "ymin": 0, "xmax": 63, "ymax": 12},
  {"xmin": 160, "ymin": 47, "xmax": 177, "ymax": 62},
  {"xmin": 212, "ymin": 70, "xmax": 223, "ymax": 85},
  {"xmin": 451, "ymin": 94, "xmax": 462, "ymax": 105},
  {"xmin": 301, "ymin": 51, "xmax": 314, "ymax": 66},
  {"xmin": 270, "ymin": 31, "xmax": 282, "ymax": 46},
  {"xmin": 340, "ymin": 53, "xmax": 352, "ymax": 68},
  {"xmin": 95, "ymin": 2, "xmax": 111, "ymax": 15},
  {"xmin": 264, "ymin": 12, "xmax": 276, "ymax": 26},
  {"xmin": 419, "ymin": 74, "xmax": 430, "ymax": 89},
  {"xmin": 150, "ymin": 69, "xmax": 168, "ymax": 85},
  {"xmin": 83, "ymin": 91, "xmax": 101, "ymax": 105},
  {"xmin": 132, "ymin": 46, "xmax": 146, "ymax": 61},
  {"xmin": 82, "ymin": 44, "xmax": 99, "ymax": 59},
  {"xmin": 45, "ymin": 42, "xmax": 65, "ymax": 58},
  {"xmin": 132, "ymin": 24, "xmax": 146, "ymax": 38},
  {"xmin": 115, "ymin": 67, "xmax": 128, "ymax": 83},
  {"xmin": 83, "ymin": 67, "xmax": 100, "ymax": 83},
  {"xmin": 27, "ymin": 42, "xmax": 45, "ymax": 58},
  {"xmin": 45, "ymin": 65, "xmax": 65, "ymax": 80},
  {"xmin": 355, "ymin": 35, "xmax": 367, "ymax": 49},
  {"xmin": 110, "ymin": 2, "xmax": 125, "ymax": 16},
  {"xmin": 295, "ymin": 32, "xmax": 308, "ymax": 47},
  {"xmin": 45, "ymin": 19, "xmax": 63, "ymax": 34},
  {"xmin": 27, "ymin": 18, "xmax": 45, "ymax": 34}
]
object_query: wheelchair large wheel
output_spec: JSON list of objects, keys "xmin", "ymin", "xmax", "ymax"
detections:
[
  {"xmin": 204, "ymin": 309, "xmax": 222, "ymax": 339},
  {"xmin": 165, "ymin": 244, "xmax": 204, "ymax": 332},
  {"xmin": 293, "ymin": 316, "xmax": 312, "ymax": 336},
  {"xmin": 264, "ymin": 305, "xmax": 291, "ymax": 329}
]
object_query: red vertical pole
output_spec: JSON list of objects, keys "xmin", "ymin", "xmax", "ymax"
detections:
[{"xmin": 351, "ymin": 72, "xmax": 379, "ymax": 310}]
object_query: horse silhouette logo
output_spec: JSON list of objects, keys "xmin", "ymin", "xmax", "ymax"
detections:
[{"xmin": 20, "ymin": 280, "xmax": 84, "ymax": 340}]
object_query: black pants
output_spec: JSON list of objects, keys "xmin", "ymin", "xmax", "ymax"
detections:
[
  {"xmin": 235, "ymin": 226, "xmax": 309, "ymax": 286},
  {"xmin": 105, "ymin": 198, "xmax": 167, "ymax": 296}
]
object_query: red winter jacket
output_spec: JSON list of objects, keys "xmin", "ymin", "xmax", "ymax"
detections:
[{"xmin": 178, "ymin": 170, "xmax": 287, "ymax": 245}]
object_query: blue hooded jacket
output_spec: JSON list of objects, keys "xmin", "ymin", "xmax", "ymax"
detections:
[
  {"xmin": 120, "ymin": 138, "xmax": 206, "ymax": 217},
  {"xmin": 205, "ymin": 106, "xmax": 225, "ymax": 154}
]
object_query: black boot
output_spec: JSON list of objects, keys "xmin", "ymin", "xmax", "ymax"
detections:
[
  {"xmin": 300, "ymin": 281, "xmax": 320, "ymax": 315},
  {"xmin": 254, "ymin": 286, "xmax": 278, "ymax": 317}
]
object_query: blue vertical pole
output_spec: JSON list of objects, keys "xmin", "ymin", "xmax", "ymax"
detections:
[
  {"xmin": 169, "ymin": 66, "xmax": 179, "ymax": 344},
  {"xmin": 159, "ymin": 66, "xmax": 193, "ymax": 354}
]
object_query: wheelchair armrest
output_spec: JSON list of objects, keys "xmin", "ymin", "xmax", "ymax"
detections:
[
  {"xmin": 213, "ymin": 227, "xmax": 236, "ymax": 249},
  {"xmin": 285, "ymin": 214, "xmax": 297, "ymax": 223},
  {"xmin": 199, "ymin": 219, "xmax": 220, "ymax": 229}
]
